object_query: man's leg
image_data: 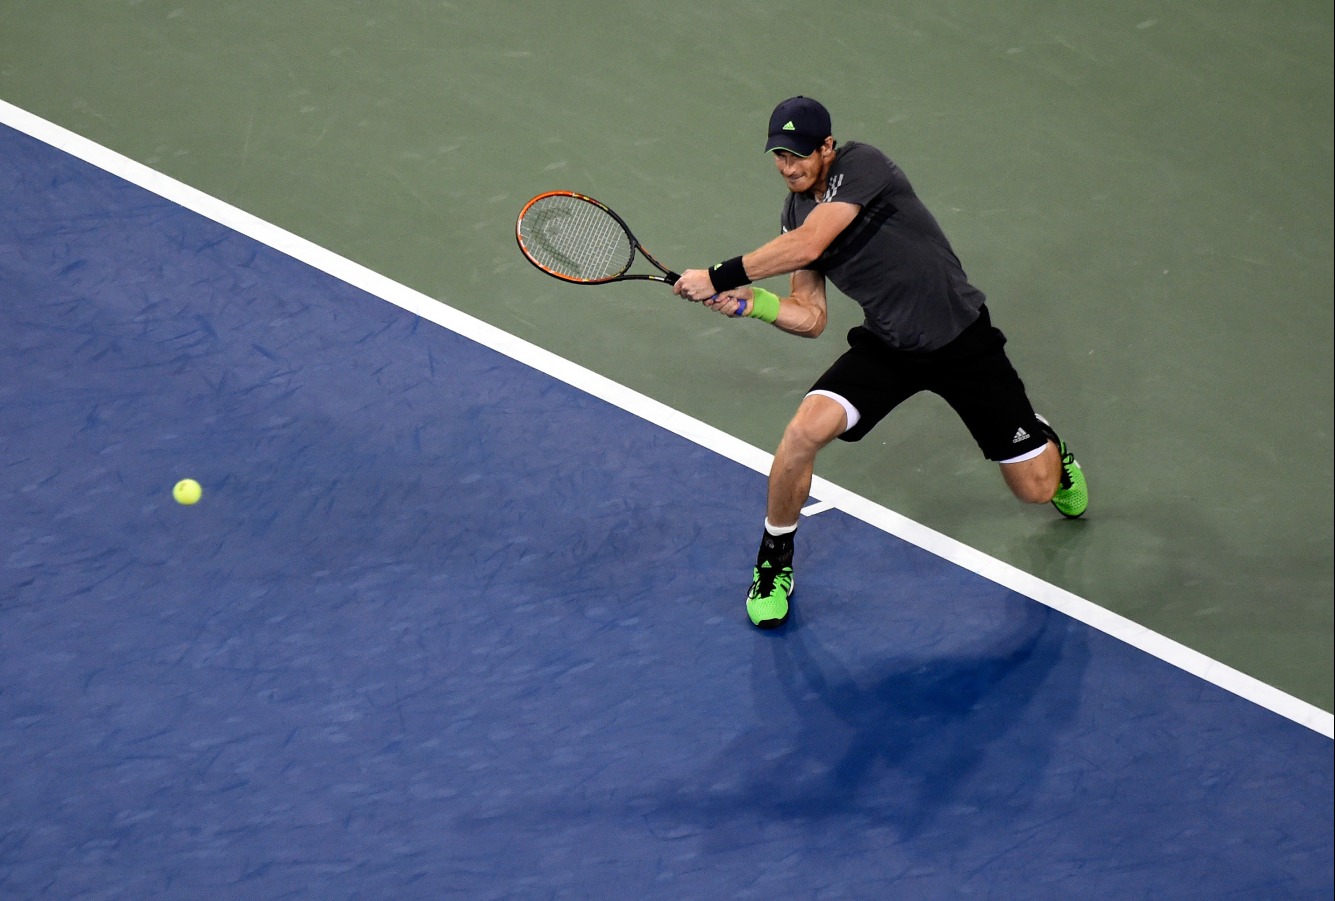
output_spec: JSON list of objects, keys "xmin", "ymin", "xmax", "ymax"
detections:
[
  {"xmin": 922, "ymin": 307, "xmax": 1087, "ymax": 518},
  {"xmin": 747, "ymin": 394, "xmax": 849, "ymax": 628},
  {"xmin": 999, "ymin": 441, "xmax": 1062, "ymax": 504},
  {"xmin": 998, "ymin": 416, "xmax": 1088, "ymax": 517}
]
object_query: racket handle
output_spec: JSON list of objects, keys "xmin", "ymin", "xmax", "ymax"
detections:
[{"xmin": 663, "ymin": 271, "xmax": 681, "ymax": 284}]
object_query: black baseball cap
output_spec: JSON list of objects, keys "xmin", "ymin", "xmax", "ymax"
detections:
[{"xmin": 764, "ymin": 96, "xmax": 832, "ymax": 157}]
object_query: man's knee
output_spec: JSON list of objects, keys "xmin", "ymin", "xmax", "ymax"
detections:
[
  {"xmin": 1013, "ymin": 477, "xmax": 1056, "ymax": 505},
  {"xmin": 781, "ymin": 395, "xmax": 849, "ymax": 456},
  {"xmin": 1001, "ymin": 441, "xmax": 1060, "ymax": 503}
]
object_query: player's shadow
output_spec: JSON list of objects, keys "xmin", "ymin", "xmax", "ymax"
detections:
[{"xmin": 641, "ymin": 598, "xmax": 1085, "ymax": 847}]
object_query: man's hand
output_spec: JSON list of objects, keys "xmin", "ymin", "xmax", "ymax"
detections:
[
  {"xmin": 676, "ymin": 271, "xmax": 753, "ymax": 317},
  {"xmin": 701, "ymin": 288, "xmax": 753, "ymax": 317},
  {"xmin": 672, "ymin": 269, "xmax": 719, "ymax": 302}
]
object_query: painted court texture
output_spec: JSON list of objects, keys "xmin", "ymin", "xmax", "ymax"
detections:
[{"xmin": 2, "ymin": 109, "xmax": 1332, "ymax": 897}]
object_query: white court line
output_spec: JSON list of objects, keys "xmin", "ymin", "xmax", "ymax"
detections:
[
  {"xmin": 3, "ymin": 98, "xmax": 1330, "ymax": 740},
  {"xmin": 801, "ymin": 500, "xmax": 837, "ymax": 517}
]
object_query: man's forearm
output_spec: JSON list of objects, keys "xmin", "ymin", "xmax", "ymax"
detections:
[{"xmin": 739, "ymin": 229, "xmax": 823, "ymax": 282}]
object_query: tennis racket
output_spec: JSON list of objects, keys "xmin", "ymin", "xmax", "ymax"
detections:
[{"xmin": 515, "ymin": 191, "xmax": 681, "ymax": 286}]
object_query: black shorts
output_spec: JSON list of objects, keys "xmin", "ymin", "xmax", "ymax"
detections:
[{"xmin": 809, "ymin": 306, "xmax": 1050, "ymax": 461}]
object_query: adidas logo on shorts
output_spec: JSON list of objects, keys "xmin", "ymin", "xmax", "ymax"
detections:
[{"xmin": 1012, "ymin": 427, "xmax": 1030, "ymax": 443}]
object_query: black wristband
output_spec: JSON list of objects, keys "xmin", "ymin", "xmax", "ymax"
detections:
[{"xmin": 708, "ymin": 256, "xmax": 751, "ymax": 292}]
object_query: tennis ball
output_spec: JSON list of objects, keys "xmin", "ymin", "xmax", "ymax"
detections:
[{"xmin": 173, "ymin": 478, "xmax": 202, "ymax": 505}]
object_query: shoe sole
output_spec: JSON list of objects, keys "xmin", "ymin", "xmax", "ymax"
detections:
[{"xmin": 752, "ymin": 610, "xmax": 789, "ymax": 630}]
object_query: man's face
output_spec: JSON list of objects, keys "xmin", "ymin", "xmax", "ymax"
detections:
[{"xmin": 772, "ymin": 140, "xmax": 834, "ymax": 195}]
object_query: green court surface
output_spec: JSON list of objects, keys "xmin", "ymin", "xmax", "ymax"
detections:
[{"xmin": 2, "ymin": 1, "xmax": 1331, "ymax": 711}]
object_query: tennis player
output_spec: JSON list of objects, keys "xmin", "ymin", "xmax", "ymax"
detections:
[{"xmin": 674, "ymin": 96, "xmax": 1088, "ymax": 629}]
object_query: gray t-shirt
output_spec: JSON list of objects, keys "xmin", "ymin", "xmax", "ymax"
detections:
[{"xmin": 781, "ymin": 141, "xmax": 985, "ymax": 351}]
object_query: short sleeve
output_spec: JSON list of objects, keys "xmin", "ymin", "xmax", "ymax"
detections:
[{"xmin": 821, "ymin": 143, "xmax": 892, "ymax": 207}]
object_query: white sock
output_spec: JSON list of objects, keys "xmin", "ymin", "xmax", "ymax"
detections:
[{"xmin": 764, "ymin": 518, "xmax": 798, "ymax": 537}]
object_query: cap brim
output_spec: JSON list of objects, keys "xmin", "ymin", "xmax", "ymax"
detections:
[{"xmin": 764, "ymin": 134, "xmax": 822, "ymax": 157}]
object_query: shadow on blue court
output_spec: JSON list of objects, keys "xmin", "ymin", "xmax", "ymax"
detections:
[{"xmin": 2, "ymin": 122, "xmax": 1331, "ymax": 899}]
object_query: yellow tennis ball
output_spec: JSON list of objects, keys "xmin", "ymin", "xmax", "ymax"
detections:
[{"xmin": 173, "ymin": 478, "xmax": 202, "ymax": 505}]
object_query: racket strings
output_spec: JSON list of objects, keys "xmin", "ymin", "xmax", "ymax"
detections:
[{"xmin": 520, "ymin": 197, "xmax": 634, "ymax": 281}]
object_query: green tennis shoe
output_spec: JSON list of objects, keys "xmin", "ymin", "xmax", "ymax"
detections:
[
  {"xmin": 746, "ymin": 561, "xmax": 793, "ymax": 629},
  {"xmin": 1034, "ymin": 414, "xmax": 1088, "ymax": 518},
  {"xmin": 1051, "ymin": 440, "xmax": 1084, "ymax": 517},
  {"xmin": 1051, "ymin": 441, "xmax": 1088, "ymax": 519}
]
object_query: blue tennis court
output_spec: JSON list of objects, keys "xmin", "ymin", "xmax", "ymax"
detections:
[{"xmin": 2, "ymin": 117, "xmax": 1331, "ymax": 898}]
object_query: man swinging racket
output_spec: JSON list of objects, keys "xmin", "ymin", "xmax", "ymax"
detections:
[{"xmin": 674, "ymin": 96, "xmax": 1088, "ymax": 629}]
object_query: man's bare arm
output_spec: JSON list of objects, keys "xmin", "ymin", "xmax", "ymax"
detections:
[
  {"xmin": 673, "ymin": 201, "xmax": 860, "ymax": 300},
  {"xmin": 741, "ymin": 201, "xmax": 860, "ymax": 280}
]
